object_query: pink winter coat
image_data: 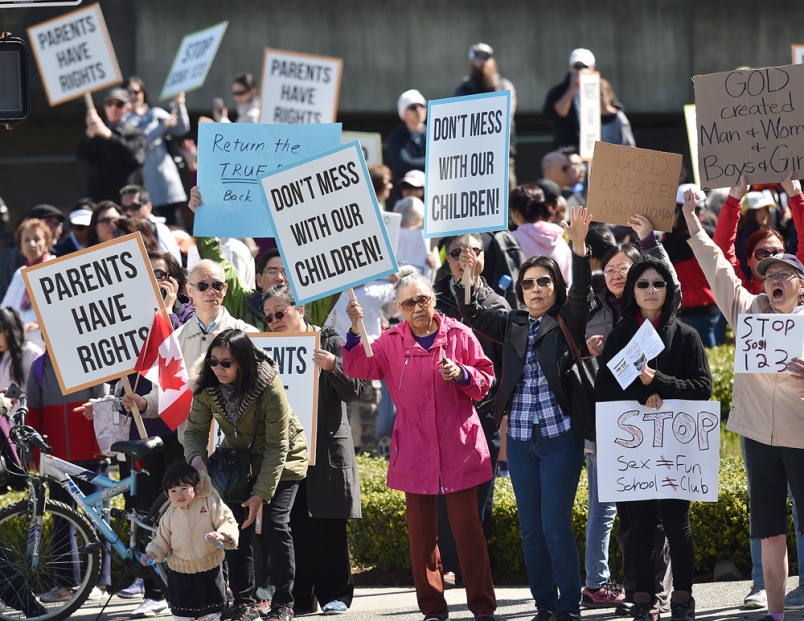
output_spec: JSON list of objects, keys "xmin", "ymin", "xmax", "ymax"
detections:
[
  {"xmin": 343, "ymin": 313, "xmax": 494, "ymax": 495},
  {"xmin": 512, "ymin": 221, "xmax": 573, "ymax": 284}
]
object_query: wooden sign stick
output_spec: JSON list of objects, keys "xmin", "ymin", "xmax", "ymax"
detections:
[
  {"xmin": 346, "ymin": 288, "xmax": 373, "ymax": 357},
  {"xmin": 120, "ymin": 375, "xmax": 148, "ymax": 440},
  {"xmin": 84, "ymin": 92, "xmax": 95, "ymax": 110},
  {"xmin": 462, "ymin": 234, "xmax": 473, "ymax": 303}
]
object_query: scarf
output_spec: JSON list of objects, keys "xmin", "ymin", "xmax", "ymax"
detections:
[{"xmin": 207, "ymin": 359, "xmax": 276, "ymax": 427}]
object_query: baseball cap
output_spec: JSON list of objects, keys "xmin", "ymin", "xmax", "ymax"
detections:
[
  {"xmin": 469, "ymin": 43, "xmax": 494, "ymax": 61},
  {"xmin": 569, "ymin": 48, "xmax": 596, "ymax": 68},
  {"xmin": 756, "ymin": 253, "xmax": 804, "ymax": 277},
  {"xmin": 742, "ymin": 190, "xmax": 778, "ymax": 213},
  {"xmin": 397, "ymin": 89, "xmax": 427, "ymax": 121},
  {"xmin": 400, "ymin": 170, "xmax": 425, "ymax": 188},
  {"xmin": 69, "ymin": 208, "xmax": 93, "ymax": 227},
  {"xmin": 105, "ymin": 88, "xmax": 130, "ymax": 105},
  {"xmin": 29, "ymin": 204, "xmax": 65, "ymax": 222}
]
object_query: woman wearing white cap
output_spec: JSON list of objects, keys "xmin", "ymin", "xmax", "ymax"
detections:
[
  {"xmin": 543, "ymin": 48, "xmax": 596, "ymax": 150},
  {"xmin": 387, "ymin": 89, "xmax": 428, "ymax": 204}
]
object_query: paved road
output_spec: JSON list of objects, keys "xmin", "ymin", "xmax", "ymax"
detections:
[{"xmin": 70, "ymin": 578, "xmax": 804, "ymax": 620}]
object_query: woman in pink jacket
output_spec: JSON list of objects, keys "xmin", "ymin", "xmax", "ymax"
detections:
[{"xmin": 343, "ymin": 267, "xmax": 497, "ymax": 621}]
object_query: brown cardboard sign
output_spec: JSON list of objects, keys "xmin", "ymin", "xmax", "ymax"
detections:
[
  {"xmin": 586, "ymin": 142, "xmax": 681, "ymax": 232},
  {"xmin": 694, "ymin": 64, "xmax": 804, "ymax": 189}
]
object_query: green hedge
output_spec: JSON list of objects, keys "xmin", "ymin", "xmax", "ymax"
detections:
[{"xmin": 708, "ymin": 344, "xmax": 735, "ymax": 420}]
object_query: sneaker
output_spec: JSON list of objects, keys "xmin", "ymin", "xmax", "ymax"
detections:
[
  {"xmin": 443, "ymin": 572, "xmax": 457, "ymax": 589},
  {"xmin": 87, "ymin": 586, "xmax": 107, "ymax": 601},
  {"xmin": 117, "ymin": 578, "xmax": 145, "ymax": 599},
  {"xmin": 633, "ymin": 592, "xmax": 659, "ymax": 621},
  {"xmin": 615, "ymin": 601, "xmax": 635, "ymax": 617},
  {"xmin": 669, "ymin": 591, "xmax": 695, "ymax": 621},
  {"xmin": 39, "ymin": 587, "xmax": 71, "ymax": 603},
  {"xmin": 130, "ymin": 598, "xmax": 169, "ymax": 618},
  {"xmin": 423, "ymin": 613, "xmax": 449, "ymax": 621},
  {"xmin": 744, "ymin": 584, "xmax": 767, "ymax": 609},
  {"xmin": 475, "ymin": 612, "xmax": 496, "ymax": 620},
  {"xmin": 255, "ymin": 599, "xmax": 272, "ymax": 617},
  {"xmin": 534, "ymin": 612, "xmax": 556, "ymax": 621},
  {"xmin": 583, "ymin": 580, "xmax": 625, "ymax": 608},
  {"xmin": 265, "ymin": 604, "xmax": 293, "ymax": 621},
  {"xmin": 785, "ymin": 584, "xmax": 804, "ymax": 610},
  {"xmin": 322, "ymin": 600, "xmax": 348, "ymax": 615}
]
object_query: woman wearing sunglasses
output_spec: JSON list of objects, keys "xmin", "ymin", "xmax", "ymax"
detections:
[
  {"xmin": 86, "ymin": 201, "xmax": 121, "ymax": 247},
  {"xmin": 185, "ymin": 328, "xmax": 308, "ymax": 621},
  {"xmin": 455, "ymin": 206, "xmax": 593, "ymax": 621},
  {"xmin": 682, "ymin": 188, "xmax": 804, "ymax": 621},
  {"xmin": 343, "ymin": 267, "xmax": 497, "ymax": 621},
  {"xmin": 261, "ymin": 284, "xmax": 364, "ymax": 615},
  {"xmin": 595, "ymin": 255, "xmax": 712, "ymax": 621}
]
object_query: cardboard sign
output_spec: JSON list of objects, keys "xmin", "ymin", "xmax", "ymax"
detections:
[
  {"xmin": 734, "ymin": 313, "xmax": 804, "ymax": 374},
  {"xmin": 694, "ymin": 64, "xmax": 804, "ymax": 188},
  {"xmin": 194, "ymin": 122, "xmax": 341, "ymax": 238},
  {"xmin": 250, "ymin": 332, "xmax": 320, "ymax": 466},
  {"xmin": 27, "ymin": 4, "xmax": 121, "ymax": 106},
  {"xmin": 683, "ymin": 104, "xmax": 701, "ymax": 187},
  {"xmin": 382, "ymin": 211, "xmax": 402, "ymax": 252},
  {"xmin": 596, "ymin": 400, "xmax": 721, "ymax": 502},
  {"xmin": 259, "ymin": 49, "xmax": 343, "ymax": 124},
  {"xmin": 21, "ymin": 234, "xmax": 168, "ymax": 394},
  {"xmin": 586, "ymin": 142, "xmax": 681, "ymax": 232},
  {"xmin": 260, "ymin": 142, "xmax": 399, "ymax": 305},
  {"xmin": 793, "ymin": 45, "xmax": 804, "ymax": 65},
  {"xmin": 341, "ymin": 131, "xmax": 383, "ymax": 165},
  {"xmin": 424, "ymin": 91, "xmax": 511, "ymax": 238},
  {"xmin": 579, "ymin": 71, "xmax": 601, "ymax": 161},
  {"xmin": 159, "ymin": 21, "xmax": 228, "ymax": 101}
]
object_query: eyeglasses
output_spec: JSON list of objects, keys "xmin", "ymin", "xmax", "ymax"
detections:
[
  {"xmin": 448, "ymin": 247, "xmax": 482, "ymax": 260},
  {"xmin": 635, "ymin": 280, "xmax": 667, "ymax": 289},
  {"xmin": 521, "ymin": 277, "xmax": 552, "ymax": 290},
  {"xmin": 232, "ymin": 89, "xmax": 249, "ymax": 97},
  {"xmin": 105, "ymin": 101, "xmax": 126, "ymax": 108},
  {"xmin": 191, "ymin": 280, "xmax": 225, "ymax": 292},
  {"xmin": 762, "ymin": 271, "xmax": 797, "ymax": 282},
  {"xmin": 263, "ymin": 267, "xmax": 287, "ymax": 277},
  {"xmin": 96, "ymin": 217, "xmax": 115, "ymax": 226},
  {"xmin": 264, "ymin": 308, "xmax": 294, "ymax": 323},
  {"xmin": 398, "ymin": 295, "xmax": 432, "ymax": 311},
  {"xmin": 127, "ymin": 89, "xmax": 142, "ymax": 96},
  {"xmin": 753, "ymin": 247, "xmax": 785, "ymax": 261},
  {"xmin": 123, "ymin": 202, "xmax": 144, "ymax": 212},
  {"xmin": 603, "ymin": 265, "xmax": 631, "ymax": 278},
  {"xmin": 208, "ymin": 359, "xmax": 235, "ymax": 369},
  {"xmin": 407, "ymin": 103, "xmax": 425, "ymax": 111},
  {"xmin": 153, "ymin": 269, "xmax": 168, "ymax": 281}
]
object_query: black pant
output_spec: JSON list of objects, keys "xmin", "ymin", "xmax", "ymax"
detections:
[
  {"xmin": 227, "ymin": 502, "xmax": 257, "ymax": 606},
  {"xmin": 617, "ymin": 499, "xmax": 693, "ymax": 596},
  {"xmin": 618, "ymin": 502, "xmax": 672, "ymax": 607},
  {"xmin": 255, "ymin": 480, "xmax": 299, "ymax": 608},
  {"xmin": 290, "ymin": 479, "xmax": 354, "ymax": 612}
]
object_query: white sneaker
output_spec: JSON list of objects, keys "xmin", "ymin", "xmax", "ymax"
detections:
[
  {"xmin": 87, "ymin": 586, "xmax": 107, "ymax": 601},
  {"xmin": 743, "ymin": 584, "xmax": 767, "ymax": 609},
  {"xmin": 130, "ymin": 598, "xmax": 169, "ymax": 618}
]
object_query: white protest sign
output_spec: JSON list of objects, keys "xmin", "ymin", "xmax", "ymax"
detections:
[
  {"xmin": 341, "ymin": 131, "xmax": 383, "ymax": 165},
  {"xmin": 684, "ymin": 104, "xmax": 701, "ymax": 187},
  {"xmin": 734, "ymin": 313, "xmax": 804, "ymax": 373},
  {"xmin": 159, "ymin": 21, "xmax": 228, "ymax": 101},
  {"xmin": 793, "ymin": 45, "xmax": 804, "ymax": 65},
  {"xmin": 605, "ymin": 320, "xmax": 665, "ymax": 389},
  {"xmin": 21, "ymin": 234, "xmax": 168, "ymax": 394},
  {"xmin": 260, "ymin": 142, "xmax": 399, "ymax": 305},
  {"xmin": 596, "ymin": 400, "xmax": 721, "ymax": 502},
  {"xmin": 250, "ymin": 332, "xmax": 320, "ymax": 466},
  {"xmin": 424, "ymin": 91, "xmax": 511, "ymax": 238},
  {"xmin": 579, "ymin": 71, "xmax": 601, "ymax": 161},
  {"xmin": 382, "ymin": 211, "xmax": 402, "ymax": 252},
  {"xmin": 27, "ymin": 4, "xmax": 121, "ymax": 107},
  {"xmin": 259, "ymin": 49, "xmax": 343, "ymax": 124}
]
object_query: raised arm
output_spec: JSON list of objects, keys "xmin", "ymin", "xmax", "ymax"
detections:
[
  {"xmin": 781, "ymin": 171, "xmax": 804, "ymax": 266},
  {"xmin": 712, "ymin": 175, "xmax": 750, "ymax": 288}
]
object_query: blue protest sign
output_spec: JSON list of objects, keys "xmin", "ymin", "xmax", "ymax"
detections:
[{"xmin": 194, "ymin": 122, "xmax": 341, "ymax": 237}]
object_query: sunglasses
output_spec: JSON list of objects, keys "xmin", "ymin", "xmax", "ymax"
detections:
[
  {"xmin": 398, "ymin": 295, "xmax": 432, "ymax": 311},
  {"xmin": 97, "ymin": 217, "xmax": 115, "ymax": 226},
  {"xmin": 208, "ymin": 359, "xmax": 235, "ymax": 368},
  {"xmin": 232, "ymin": 89, "xmax": 249, "ymax": 97},
  {"xmin": 407, "ymin": 103, "xmax": 425, "ymax": 111},
  {"xmin": 753, "ymin": 247, "xmax": 784, "ymax": 261},
  {"xmin": 573, "ymin": 63, "xmax": 589, "ymax": 70},
  {"xmin": 153, "ymin": 269, "xmax": 168, "ymax": 281},
  {"xmin": 448, "ymin": 247, "xmax": 482, "ymax": 260},
  {"xmin": 127, "ymin": 89, "xmax": 142, "ymax": 96},
  {"xmin": 264, "ymin": 309, "xmax": 292, "ymax": 323},
  {"xmin": 521, "ymin": 277, "xmax": 552, "ymax": 290},
  {"xmin": 123, "ymin": 202, "xmax": 144, "ymax": 212},
  {"xmin": 105, "ymin": 101, "xmax": 126, "ymax": 108},
  {"xmin": 762, "ymin": 271, "xmax": 797, "ymax": 282},
  {"xmin": 191, "ymin": 280, "xmax": 225, "ymax": 292},
  {"xmin": 635, "ymin": 280, "xmax": 667, "ymax": 289}
]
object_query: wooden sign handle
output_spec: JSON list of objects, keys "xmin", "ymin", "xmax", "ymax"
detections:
[
  {"xmin": 346, "ymin": 288, "xmax": 373, "ymax": 358},
  {"xmin": 121, "ymin": 375, "xmax": 148, "ymax": 440},
  {"xmin": 84, "ymin": 92, "xmax": 95, "ymax": 111},
  {"xmin": 462, "ymin": 234, "xmax": 473, "ymax": 304}
]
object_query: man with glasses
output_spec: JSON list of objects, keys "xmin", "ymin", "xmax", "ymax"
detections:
[
  {"xmin": 543, "ymin": 48, "xmax": 597, "ymax": 150},
  {"xmin": 119, "ymin": 184, "xmax": 181, "ymax": 262},
  {"xmin": 387, "ymin": 89, "xmax": 428, "ymax": 206},
  {"xmin": 76, "ymin": 88, "xmax": 145, "ymax": 202}
]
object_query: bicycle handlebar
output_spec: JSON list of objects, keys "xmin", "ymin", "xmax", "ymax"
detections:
[{"xmin": 29, "ymin": 432, "xmax": 52, "ymax": 455}]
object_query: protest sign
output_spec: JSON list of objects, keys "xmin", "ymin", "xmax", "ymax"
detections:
[
  {"xmin": 260, "ymin": 141, "xmax": 398, "ymax": 306},
  {"xmin": 194, "ymin": 122, "xmax": 341, "ymax": 238},
  {"xmin": 606, "ymin": 320, "xmax": 665, "ymax": 389},
  {"xmin": 793, "ymin": 45, "xmax": 804, "ymax": 65},
  {"xmin": 382, "ymin": 211, "xmax": 402, "ymax": 252},
  {"xmin": 586, "ymin": 142, "xmax": 681, "ymax": 232},
  {"xmin": 693, "ymin": 64, "xmax": 804, "ymax": 188},
  {"xmin": 342, "ymin": 131, "xmax": 383, "ymax": 165},
  {"xmin": 21, "ymin": 234, "xmax": 168, "ymax": 394},
  {"xmin": 27, "ymin": 4, "xmax": 121, "ymax": 107},
  {"xmin": 159, "ymin": 21, "xmax": 228, "ymax": 101},
  {"xmin": 259, "ymin": 49, "xmax": 342, "ymax": 124},
  {"xmin": 684, "ymin": 104, "xmax": 701, "ymax": 187},
  {"xmin": 579, "ymin": 71, "xmax": 601, "ymax": 161},
  {"xmin": 734, "ymin": 313, "xmax": 804, "ymax": 374},
  {"xmin": 424, "ymin": 91, "xmax": 511, "ymax": 238},
  {"xmin": 250, "ymin": 332, "xmax": 319, "ymax": 466},
  {"xmin": 596, "ymin": 400, "xmax": 720, "ymax": 502}
]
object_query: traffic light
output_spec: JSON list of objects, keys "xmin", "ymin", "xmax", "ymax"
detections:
[{"xmin": 0, "ymin": 33, "xmax": 30, "ymax": 129}]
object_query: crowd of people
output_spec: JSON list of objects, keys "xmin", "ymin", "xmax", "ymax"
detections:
[{"xmin": 0, "ymin": 42, "xmax": 803, "ymax": 621}]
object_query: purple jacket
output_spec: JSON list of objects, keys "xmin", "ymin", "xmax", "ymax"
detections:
[{"xmin": 343, "ymin": 313, "xmax": 493, "ymax": 495}]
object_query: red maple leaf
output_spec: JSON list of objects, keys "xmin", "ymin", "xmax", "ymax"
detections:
[{"xmin": 159, "ymin": 355, "xmax": 186, "ymax": 392}]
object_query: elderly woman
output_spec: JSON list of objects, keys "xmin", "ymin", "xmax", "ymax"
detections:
[
  {"xmin": 455, "ymin": 207, "xmax": 592, "ymax": 621},
  {"xmin": 344, "ymin": 269, "xmax": 497, "ymax": 621},
  {"xmin": 682, "ymin": 188, "xmax": 804, "ymax": 621},
  {"xmin": 261, "ymin": 284, "xmax": 364, "ymax": 615}
]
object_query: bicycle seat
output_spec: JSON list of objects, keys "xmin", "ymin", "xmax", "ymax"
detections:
[{"xmin": 110, "ymin": 436, "xmax": 164, "ymax": 460}]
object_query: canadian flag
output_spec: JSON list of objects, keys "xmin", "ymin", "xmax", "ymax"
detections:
[{"xmin": 134, "ymin": 313, "xmax": 193, "ymax": 430}]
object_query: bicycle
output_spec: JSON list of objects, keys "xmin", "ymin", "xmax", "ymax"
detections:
[{"xmin": 0, "ymin": 395, "xmax": 170, "ymax": 621}]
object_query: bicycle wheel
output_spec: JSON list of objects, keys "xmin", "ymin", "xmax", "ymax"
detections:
[{"xmin": 0, "ymin": 499, "xmax": 101, "ymax": 621}]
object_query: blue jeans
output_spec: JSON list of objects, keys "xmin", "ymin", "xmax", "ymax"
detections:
[
  {"xmin": 677, "ymin": 307, "xmax": 721, "ymax": 348},
  {"xmin": 507, "ymin": 430, "xmax": 584, "ymax": 615},
  {"xmin": 585, "ymin": 451, "xmax": 617, "ymax": 588}
]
